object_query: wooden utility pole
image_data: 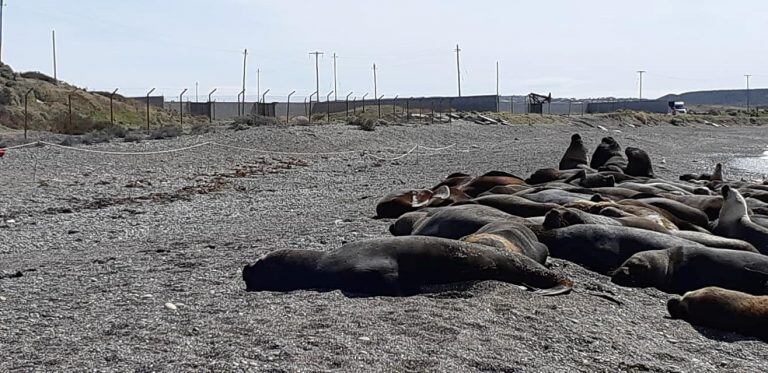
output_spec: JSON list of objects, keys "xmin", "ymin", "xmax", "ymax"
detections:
[
  {"xmin": 372, "ymin": 63, "xmax": 378, "ymax": 99},
  {"xmin": 745, "ymin": 74, "xmax": 752, "ymax": 110},
  {"xmin": 332, "ymin": 53, "xmax": 338, "ymax": 101},
  {"xmin": 309, "ymin": 51, "xmax": 323, "ymax": 100},
  {"xmin": 455, "ymin": 44, "xmax": 462, "ymax": 97},
  {"xmin": 52, "ymin": 30, "xmax": 58, "ymax": 84},
  {"xmin": 241, "ymin": 49, "xmax": 248, "ymax": 107},
  {"xmin": 256, "ymin": 68, "xmax": 260, "ymax": 103}
]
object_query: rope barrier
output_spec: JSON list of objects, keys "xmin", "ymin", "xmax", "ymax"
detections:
[{"xmin": 38, "ymin": 141, "xmax": 213, "ymax": 156}]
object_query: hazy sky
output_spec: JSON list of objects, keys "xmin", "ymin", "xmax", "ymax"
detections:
[{"xmin": 3, "ymin": 0, "xmax": 766, "ymax": 101}]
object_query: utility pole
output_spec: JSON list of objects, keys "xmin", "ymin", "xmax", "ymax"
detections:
[
  {"xmin": 310, "ymin": 51, "xmax": 323, "ymax": 104},
  {"xmin": 256, "ymin": 68, "xmax": 260, "ymax": 103},
  {"xmin": 0, "ymin": 0, "xmax": 5, "ymax": 62},
  {"xmin": 195, "ymin": 82, "xmax": 199, "ymax": 102},
  {"xmin": 332, "ymin": 53, "xmax": 338, "ymax": 101},
  {"xmin": 455, "ymin": 44, "xmax": 462, "ymax": 97},
  {"xmin": 241, "ymin": 49, "xmax": 248, "ymax": 103},
  {"xmin": 637, "ymin": 70, "xmax": 646, "ymax": 99},
  {"xmin": 372, "ymin": 63, "xmax": 378, "ymax": 99},
  {"xmin": 52, "ymin": 30, "xmax": 58, "ymax": 84},
  {"xmin": 496, "ymin": 61, "xmax": 500, "ymax": 112},
  {"xmin": 745, "ymin": 74, "xmax": 752, "ymax": 110}
]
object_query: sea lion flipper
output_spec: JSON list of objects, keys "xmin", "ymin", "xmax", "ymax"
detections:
[{"xmin": 533, "ymin": 284, "xmax": 573, "ymax": 296}]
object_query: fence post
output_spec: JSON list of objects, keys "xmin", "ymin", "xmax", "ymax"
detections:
[
  {"xmin": 568, "ymin": 100, "xmax": 572, "ymax": 116},
  {"xmin": 510, "ymin": 96, "xmax": 514, "ymax": 114},
  {"xmin": 431, "ymin": 100, "xmax": 435, "ymax": 124},
  {"xmin": 24, "ymin": 89, "xmax": 33, "ymax": 140},
  {"xmin": 308, "ymin": 91, "xmax": 318, "ymax": 124},
  {"xmin": 145, "ymin": 88, "xmax": 155, "ymax": 131},
  {"xmin": 326, "ymin": 90, "xmax": 334, "ymax": 122},
  {"xmin": 447, "ymin": 98, "xmax": 452, "ymax": 123},
  {"xmin": 109, "ymin": 88, "xmax": 118, "ymax": 125},
  {"xmin": 208, "ymin": 88, "xmax": 217, "ymax": 123},
  {"xmin": 261, "ymin": 89, "xmax": 271, "ymax": 116},
  {"xmin": 287, "ymin": 91, "xmax": 296, "ymax": 124},
  {"xmin": 345, "ymin": 92, "xmax": 353, "ymax": 118},
  {"xmin": 406, "ymin": 98, "xmax": 411, "ymax": 122},
  {"xmin": 68, "ymin": 89, "xmax": 77, "ymax": 133},
  {"xmin": 392, "ymin": 95, "xmax": 398, "ymax": 116},
  {"xmin": 361, "ymin": 93, "xmax": 368, "ymax": 113},
  {"xmin": 304, "ymin": 97, "xmax": 308, "ymax": 117},
  {"xmin": 377, "ymin": 95, "xmax": 383, "ymax": 118},
  {"xmin": 352, "ymin": 98, "xmax": 356, "ymax": 115},
  {"xmin": 179, "ymin": 89, "xmax": 188, "ymax": 125}
]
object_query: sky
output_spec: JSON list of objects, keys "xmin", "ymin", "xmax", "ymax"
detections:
[{"xmin": 3, "ymin": 0, "xmax": 767, "ymax": 102}]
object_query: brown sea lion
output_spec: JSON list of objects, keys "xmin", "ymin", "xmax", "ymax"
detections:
[
  {"xmin": 376, "ymin": 186, "xmax": 451, "ymax": 218},
  {"xmin": 559, "ymin": 134, "xmax": 589, "ymax": 170},
  {"xmin": 410, "ymin": 204, "xmax": 528, "ymax": 240},
  {"xmin": 461, "ymin": 221, "xmax": 549, "ymax": 264},
  {"xmin": 459, "ymin": 171, "xmax": 527, "ymax": 197},
  {"xmin": 611, "ymin": 246, "xmax": 768, "ymax": 294},
  {"xmin": 457, "ymin": 195, "xmax": 560, "ymax": 218},
  {"xmin": 667, "ymin": 287, "xmax": 768, "ymax": 341},
  {"xmin": 242, "ymin": 236, "xmax": 573, "ymax": 296}
]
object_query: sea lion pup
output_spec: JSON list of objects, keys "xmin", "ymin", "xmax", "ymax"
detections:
[
  {"xmin": 624, "ymin": 147, "xmax": 655, "ymax": 178},
  {"xmin": 563, "ymin": 169, "xmax": 615, "ymax": 188},
  {"xmin": 542, "ymin": 207, "xmax": 622, "ymax": 230},
  {"xmin": 559, "ymin": 134, "xmax": 589, "ymax": 170},
  {"xmin": 375, "ymin": 186, "xmax": 452, "ymax": 219},
  {"xmin": 457, "ymin": 195, "xmax": 560, "ymax": 218},
  {"xmin": 411, "ymin": 204, "xmax": 529, "ymax": 240},
  {"xmin": 242, "ymin": 236, "xmax": 573, "ymax": 296},
  {"xmin": 459, "ymin": 171, "xmax": 527, "ymax": 197},
  {"xmin": 667, "ymin": 287, "xmax": 768, "ymax": 341},
  {"xmin": 537, "ymin": 225, "xmax": 705, "ymax": 273},
  {"xmin": 590, "ymin": 137, "xmax": 627, "ymax": 172},
  {"xmin": 713, "ymin": 185, "xmax": 768, "ymax": 254},
  {"xmin": 612, "ymin": 247, "xmax": 768, "ymax": 294},
  {"xmin": 461, "ymin": 221, "xmax": 549, "ymax": 264}
]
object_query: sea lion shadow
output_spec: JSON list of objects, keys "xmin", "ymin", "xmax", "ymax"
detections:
[
  {"xmin": 340, "ymin": 281, "xmax": 482, "ymax": 299},
  {"xmin": 663, "ymin": 316, "xmax": 762, "ymax": 343}
]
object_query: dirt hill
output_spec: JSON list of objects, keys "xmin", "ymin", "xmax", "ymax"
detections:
[{"xmin": 0, "ymin": 63, "xmax": 178, "ymax": 134}]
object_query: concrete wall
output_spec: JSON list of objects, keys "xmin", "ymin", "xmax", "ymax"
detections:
[
  {"xmin": 127, "ymin": 96, "xmax": 165, "ymax": 108},
  {"xmin": 310, "ymin": 95, "xmax": 501, "ymax": 115},
  {"xmin": 586, "ymin": 100, "xmax": 670, "ymax": 114}
]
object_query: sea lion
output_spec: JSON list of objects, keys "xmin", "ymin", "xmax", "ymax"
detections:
[
  {"xmin": 410, "ymin": 204, "xmax": 528, "ymax": 240},
  {"xmin": 632, "ymin": 197, "xmax": 710, "ymax": 228},
  {"xmin": 668, "ymin": 231, "xmax": 758, "ymax": 253},
  {"xmin": 242, "ymin": 236, "xmax": 573, "ymax": 296},
  {"xmin": 433, "ymin": 172, "xmax": 473, "ymax": 189},
  {"xmin": 658, "ymin": 194, "xmax": 723, "ymax": 221},
  {"xmin": 520, "ymin": 189, "xmax": 594, "ymax": 205},
  {"xmin": 376, "ymin": 186, "xmax": 451, "ymax": 218},
  {"xmin": 461, "ymin": 221, "xmax": 549, "ymax": 264},
  {"xmin": 624, "ymin": 147, "xmax": 654, "ymax": 178},
  {"xmin": 457, "ymin": 195, "xmax": 560, "ymax": 218},
  {"xmin": 459, "ymin": 171, "xmax": 527, "ymax": 197},
  {"xmin": 542, "ymin": 207, "xmax": 622, "ymax": 230},
  {"xmin": 713, "ymin": 185, "xmax": 768, "ymax": 254},
  {"xmin": 389, "ymin": 210, "xmax": 431, "ymax": 236},
  {"xmin": 559, "ymin": 134, "xmax": 589, "ymax": 170},
  {"xmin": 478, "ymin": 185, "xmax": 532, "ymax": 196},
  {"xmin": 526, "ymin": 168, "xmax": 582, "ymax": 185},
  {"xmin": 538, "ymin": 225, "xmax": 705, "ymax": 273},
  {"xmin": 611, "ymin": 247, "xmax": 768, "ymax": 295},
  {"xmin": 563, "ymin": 169, "xmax": 615, "ymax": 188},
  {"xmin": 667, "ymin": 287, "xmax": 768, "ymax": 341},
  {"xmin": 590, "ymin": 137, "xmax": 627, "ymax": 172},
  {"xmin": 679, "ymin": 163, "xmax": 724, "ymax": 183}
]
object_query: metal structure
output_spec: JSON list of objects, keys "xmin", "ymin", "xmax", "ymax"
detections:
[
  {"xmin": 208, "ymin": 88, "xmax": 217, "ymax": 123},
  {"xmin": 345, "ymin": 91, "xmax": 353, "ymax": 118},
  {"xmin": 527, "ymin": 92, "xmax": 552, "ymax": 115},
  {"xmin": 109, "ymin": 88, "xmax": 118, "ymax": 124},
  {"xmin": 24, "ymin": 89, "xmax": 33, "ymax": 139},
  {"xmin": 286, "ymin": 91, "xmax": 296, "ymax": 124},
  {"xmin": 179, "ymin": 88, "xmax": 188, "ymax": 125},
  {"xmin": 145, "ymin": 88, "xmax": 155, "ymax": 129}
]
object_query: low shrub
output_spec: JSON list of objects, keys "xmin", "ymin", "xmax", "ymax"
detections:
[{"xmin": 148, "ymin": 125, "xmax": 181, "ymax": 140}]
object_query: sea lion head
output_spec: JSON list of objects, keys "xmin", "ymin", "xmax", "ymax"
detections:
[
  {"xmin": 712, "ymin": 163, "xmax": 724, "ymax": 182},
  {"xmin": 243, "ymin": 250, "xmax": 323, "ymax": 291},
  {"xmin": 543, "ymin": 208, "xmax": 582, "ymax": 230},
  {"xmin": 610, "ymin": 250, "xmax": 669, "ymax": 288},
  {"xmin": 719, "ymin": 185, "xmax": 749, "ymax": 223},
  {"xmin": 666, "ymin": 296, "xmax": 689, "ymax": 319}
]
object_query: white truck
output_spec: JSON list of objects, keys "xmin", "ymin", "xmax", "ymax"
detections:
[{"xmin": 668, "ymin": 101, "xmax": 687, "ymax": 115}]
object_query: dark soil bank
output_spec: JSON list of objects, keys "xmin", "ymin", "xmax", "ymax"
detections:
[{"xmin": 1, "ymin": 121, "xmax": 767, "ymax": 372}]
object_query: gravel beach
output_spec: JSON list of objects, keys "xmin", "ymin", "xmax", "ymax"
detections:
[{"xmin": 1, "ymin": 120, "xmax": 768, "ymax": 372}]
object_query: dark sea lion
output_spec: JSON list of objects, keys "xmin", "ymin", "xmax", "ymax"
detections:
[
  {"xmin": 668, "ymin": 231, "xmax": 758, "ymax": 253},
  {"xmin": 538, "ymin": 225, "xmax": 705, "ymax": 273},
  {"xmin": 376, "ymin": 186, "xmax": 451, "ymax": 218},
  {"xmin": 461, "ymin": 221, "xmax": 549, "ymax": 264},
  {"xmin": 559, "ymin": 134, "xmax": 589, "ymax": 170},
  {"xmin": 624, "ymin": 147, "xmax": 655, "ymax": 178},
  {"xmin": 542, "ymin": 207, "xmax": 622, "ymax": 230},
  {"xmin": 458, "ymin": 195, "xmax": 560, "ymax": 218},
  {"xmin": 411, "ymin": 204, "xmax": 527, "ymax": 240},
  {"xmin": 242, "ymin": 236, "xmax": 573, "ymax": 296},
  {"xmin": 611, "ymin": 247, "xmax": 768, "ymax": 295},
  {"xmin": 713, "ymin": 185, "xmax": 768, "ymax": 254},
  {"xmin": 679, "ymin": 163, "xmax": 724, "ymax": 183},
  {"xmin": 589, "ymin": 187, "xmax": 644, "ymax": 200},
  {"xmin": 563, "ymin": 169, "xmax": 615, "ymax": 188},
  {"xmin": 667, "ymin": 287, "xmax": 768, "ymax": 341},
  {"xmin": 389, "ymin": 210, "xmax": 431, "ymax": 236},
  {"xmin": 526, "ymin": 168, "xmax": 582, "ymax": 185},
  {"xmin": 459, "ymin": 171, "xmax": 527, "ymax": 197},
  {"xmin": 590, "ymin": 137, "xmax": 627, "ymax": 172}
]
